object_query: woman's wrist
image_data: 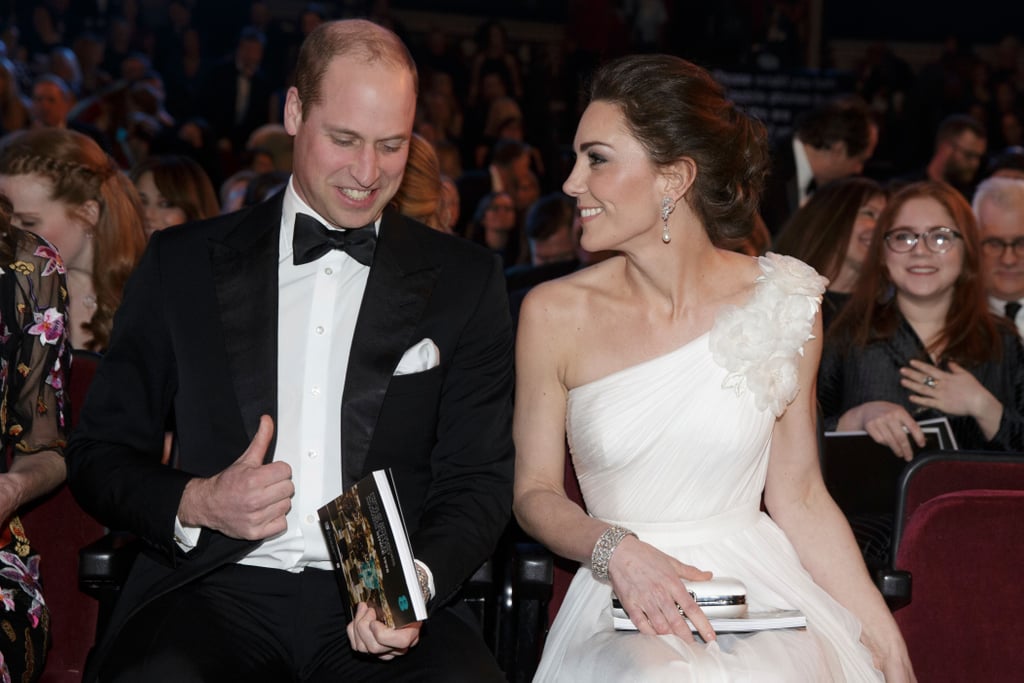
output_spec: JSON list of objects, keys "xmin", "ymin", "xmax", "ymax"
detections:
[{"xmin": 591, "ymin": 525, "xmax": 637, "ymax": 580}]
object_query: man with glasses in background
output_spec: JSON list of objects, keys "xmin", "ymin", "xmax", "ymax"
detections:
[
  {"xmin": 974, "ymin": 176, "xmax": 1024, "ymax": 337},
  {"xmin": 899, "ymin": 114, "xmax": 988, "ymax": 198}
]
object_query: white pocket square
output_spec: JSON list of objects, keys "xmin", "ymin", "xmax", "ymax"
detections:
[{"xmin": 394, "ymin": 338, "xmax": 440, "ymax": 375}]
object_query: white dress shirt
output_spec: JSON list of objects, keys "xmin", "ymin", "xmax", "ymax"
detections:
[
  {"xmin": 177, "ymin": 179, "xmax": 371, "ymax": 572},
  {"xmin": 792, "ymin": 136, "xmax": 815, "ymax": 208}
]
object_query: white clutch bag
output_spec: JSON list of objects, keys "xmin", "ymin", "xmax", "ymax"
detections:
[{"xmin": 611, "ymin": 577, "xmax": 748, "ymax": 628}]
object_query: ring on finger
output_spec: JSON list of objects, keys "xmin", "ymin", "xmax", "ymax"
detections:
[{"xmin": 923, "ymin": 375, "xmax": 937, "ymax": 388}]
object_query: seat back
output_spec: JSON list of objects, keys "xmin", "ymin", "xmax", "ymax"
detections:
[
  {"xmin": 891, "ymin": 451, "xmax": 1024, "ymax": 552},
  {"xmin": 893, "ymin": 489, "xmax": 1024, "ymax": 681},
  {"xmin": 19, "ymin": 350, "xmax": 104, "ymax": 682}
]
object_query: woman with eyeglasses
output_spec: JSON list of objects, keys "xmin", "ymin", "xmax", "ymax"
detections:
[
  {"xmin": 773, "ymin": 177, "xmax": 888, "ymax": 329},
  {"xmin": 819, "ymin": 180, "xmax": 1024, "ymax": 462},
  {"xmin": 466, "ymin": 190, "xmax": 522, "ymax": 267}
]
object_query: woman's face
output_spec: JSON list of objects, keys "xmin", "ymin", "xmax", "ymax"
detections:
[
  {"xmin": 562, "ymin": 100, "xmax": 662, "ymax": 253},
  {"xmin": 884, "ymin": 196, "xmax": 964, "ymax": 307},
  {"xmin": 482, "ymin": 193, "xmax": 515, "ymax": 232},
  {"xmin": 0, "ymin": 172, "xmax": 94, "ymax": 271},
  {"xmin": 845, "ymin": 193, "xmax": 886, "ymax": 273},
  {"xmin": 135, "ymin": 171, "xmax": 187, "ymax": 237}
]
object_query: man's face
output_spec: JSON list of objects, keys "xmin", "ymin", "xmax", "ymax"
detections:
[
  {"xmin": 943, "ymin": 130, "xmax": 986, "ymax": 185},
  {"xmin": 979, "ymin": 198, "xmax": 1024, "ymax": 301},
  {"xmin": 821, "ymin": 124, "xmax": 878, "ymax": 184},
  {"xmin": 31, "ymin": 82, "xmax": 70, "ymax": 127},
  {"xmin": 284, "ymin": 55, "xmax": 416, "ymax": 229}
]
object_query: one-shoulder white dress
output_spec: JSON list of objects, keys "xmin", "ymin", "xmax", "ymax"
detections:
[{"xmin": 534, "ymin": 254, "xmax": 883, "ymax": 682}]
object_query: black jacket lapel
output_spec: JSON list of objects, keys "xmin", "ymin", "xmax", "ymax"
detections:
[
  {"xmin": 341, "ymin": 208, "xmax": 439, "ymax": 486},
  {"xmin": 209, "ymin": 195, "xmax": 282, "ymax": 457}
]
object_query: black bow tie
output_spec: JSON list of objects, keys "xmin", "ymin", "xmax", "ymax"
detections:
[
  {"xmin": 1006, "ymin": 300, "xmax": 1022, "ymax": 322},
  {"xmin": 292, "ymin": 213, "xmax": 376, "ymax": 266}
]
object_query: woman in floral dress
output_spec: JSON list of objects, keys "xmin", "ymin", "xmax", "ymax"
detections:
[{"xmin": 0, "ymin": 193, "xmax": 72, "ymax": 681}]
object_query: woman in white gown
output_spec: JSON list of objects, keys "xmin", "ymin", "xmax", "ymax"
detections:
[{"xmin": 513, "ymin": 54, "xmax": 915, "ymax": 682}]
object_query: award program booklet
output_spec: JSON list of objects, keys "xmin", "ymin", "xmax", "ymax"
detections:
[
  {"xmin": 317, "ymin": 468, "xmax": 427, "ymax": 628},
  {"xmin": 611, "ymin": 606, "xmax": 807, "ymax": 633}
]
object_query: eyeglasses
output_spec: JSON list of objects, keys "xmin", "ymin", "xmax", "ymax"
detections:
[
  {"xmin": 981, "ymin": 237, "xmax": 1024, "ymax": 258},
  {"xmin": 883, "ymin": 226, "xmax": 963, "ymax": 254}
]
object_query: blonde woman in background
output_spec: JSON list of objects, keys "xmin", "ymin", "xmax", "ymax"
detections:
[{"xmin": 0, "ymin": 128, "xmax": 146, "ymax": 350}]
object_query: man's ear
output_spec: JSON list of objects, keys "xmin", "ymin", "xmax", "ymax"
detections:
[
  {"xmin": 283, "ymin": 87, "xmax": 303, "ymax": 136},
  {"xmin": 661, "ymin": 156, "xmax": 697, "ymax": 203}
]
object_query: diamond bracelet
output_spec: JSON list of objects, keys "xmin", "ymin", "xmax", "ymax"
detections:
[{"xmin": 591, "ymin": 525, "xmax": 637, "ymax": 580}]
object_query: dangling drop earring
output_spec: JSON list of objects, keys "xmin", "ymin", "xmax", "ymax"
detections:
[{"xmin": 660, "ymin": 197, "xmax": 673, "ymax": 243}]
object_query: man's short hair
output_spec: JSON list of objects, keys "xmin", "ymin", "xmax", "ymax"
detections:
[
  {"xmin": 936, "ymin": 114, "xmax": 987, "ymax": 146},
  {"xmin": 525, "ymin": 193, "xmax": 574, "ymax": 242},
  {"xmin": 795, "ymin": 95, "xmax": 873, "ymax": 157},
  {"xmin": 292, "ymin": 19, "xmax": 417, "ymax": 121},
  {"xmin": 972, "ymin": 175, "xmax": 1024, "ymax": 217}
]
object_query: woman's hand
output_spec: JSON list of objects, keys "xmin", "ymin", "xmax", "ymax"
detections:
[
  {"xmin": 606, "ymin": 535, "xmax": 715, "ymax": 642},
  {"xmin": 839, "ymin": 401, "xmax": 925, "ymax": 461},
  {"xmin": 900, "ymin": 360, "xmax": 1003, "ymax": 439},
  {"xmin": 863, "ymin": 625, "xmax": 917, "ymax": 683}
]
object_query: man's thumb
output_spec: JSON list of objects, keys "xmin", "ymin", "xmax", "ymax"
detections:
[{"xmin": 237, "ymin": 415, "xmax": 274, "ymax": 465}]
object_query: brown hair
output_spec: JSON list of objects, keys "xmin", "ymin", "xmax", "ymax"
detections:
[
  {"xmin": 774, "ymin": 177, "xmax": 887, "ymax": 281},
  {"xmin": 0, "ymin": 128, "xmax": 146, "ymax": 350},
  {"xmin": 293, "ymin": 18, "xmax": 418, "ymax": 121},
  {"xmin": 130, "ymin": 154, "xmax": 220, "ymax": 222},
  {"xmin": 391, "ymin": 133, "xmax": 444, "ymax": 231},
  {"xmin": 828, "ymin": 181, "xmax": 1001, "ymax": 365},
  {"xmin": 587, "ymin": 54, "xmax": 769, "ymax": 244}
]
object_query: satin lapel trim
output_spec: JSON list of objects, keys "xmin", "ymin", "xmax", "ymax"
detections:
[
  {"xmin": 209, "ymin": 205, "xmax": 280, "ymax": 456},
  {"xmin": 341, "ymin": 212, "xmax": 438, "ymax": 487}
]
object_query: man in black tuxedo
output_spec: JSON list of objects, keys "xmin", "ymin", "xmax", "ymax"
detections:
[
  {"xmin": 198, "ymin": 25, "xmax": 275, "ymax": 155},
  {"xmin": 761, "ymin": 96, "xmax": 877, "ymax": 236},
  {"xmin": 67, "ymin": 19, "xmax": 513, "ymax": 682}
]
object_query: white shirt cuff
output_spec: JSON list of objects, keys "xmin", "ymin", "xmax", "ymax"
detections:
[{"xmin": 173, "ymin": 516, "xmax": 202, "ymax": 552}]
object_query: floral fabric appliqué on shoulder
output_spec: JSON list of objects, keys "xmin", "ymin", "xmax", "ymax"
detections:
[{"xmin": 708, "ymin": 253, "xmax": 827, "ymax": 416}]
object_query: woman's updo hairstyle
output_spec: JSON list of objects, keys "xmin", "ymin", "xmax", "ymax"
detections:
[{"xmin": 588, "ymin": 54, "xmax": 769, "ymax": 244}]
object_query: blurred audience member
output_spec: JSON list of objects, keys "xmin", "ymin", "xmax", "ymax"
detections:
[
  {"xmin": 245, "ymin": 123, "xmax": 293, "ymax": 172},
  {"xmin": 774, "ymin": 177, "xmax": 888, "ymax": 328},
  {"xmin": 130, "ymin": 154, "xmax": 219, "ymax": 238},
  {"xmin": 468, "ymin": 19, "xmax": 523, "ymax": 105},
  {"xmin": 984, "ymin": 145, "xmax": 1024, "ymax": 181},
  {"xmin": 0, "ymin": 56, "xmax": 29, "ymax": 134},
  {"xmin": 0, "ymin": 128, "xmax": 146, "ymax": 350},
  {"xmin": 897, "ymin": 114, "xmax": 987, "ymax": 198},
  {"xmin": 241, "ymin": 170, "xmax": 288, "ymax": 207},
  {"xmin": 219, "ymin": 168, "xmax": 257, "ymax": 214},
  {"xmin": 199, "ymin": 26, "xmax": 273, "ymax": 156},
  {"xmin": 761, "ymin": 95, "xmax": 877, "ymax": 235},
  {"xmin": 467, "ymin": 191, "xmax": 520, "ymax": 267},
  {"xmin": 457, "ymin": 137, "xmax": 531, "ymax": 235},
  {"xmin": 973, "ymin": 176, "xmax": 1024, "ymax": 338},
  {"xmin": 505, "ymin": 192, "xmax": 579, "ymax": 292}
]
